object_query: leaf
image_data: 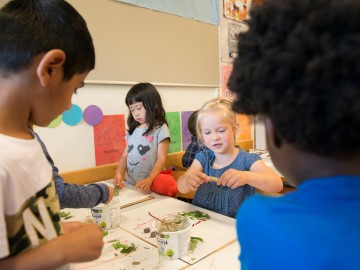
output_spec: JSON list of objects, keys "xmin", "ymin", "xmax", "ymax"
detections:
[
  {"xmin": 59, "ymin": 211, "xmax": 73, "ymax": 219},
  {"xmin": 112, "ymin": 241, "xmax": 136, "ymax": 254},
  {"xmin": 189, "ymin": 236, "xmax": 204, "ymax": 251},
  {"xmin": 178, "ymin": 210, "xmax": 210, "ymax": 221},
  {"xmin": 99, "ymin": 221, "xmax": 107, "ymax": 229}
]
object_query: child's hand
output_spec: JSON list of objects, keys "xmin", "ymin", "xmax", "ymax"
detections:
[
  {"xmin": 105, "ymin": 185, "xmax": 114, "ymax": 204},
  {"xmin": 61, "ymin": 221, "xmax": 83, "ymax": 234},
  {"xmin": 61, "ymin": 223, "xmax": 104, "ymax": 262},
  {"xmin": 113, "ymin": 172, "xmax": 125, "ymax": 189},
  {"xmin": 218, "ymin": 169, "xmax": 249, "ymax": 189},
  {"xmin": 185, "ymin": 171, "xmax": 210, "ymax": 191},
  {"xmin": 135, "ymin": 177, "xmax": 153, "ymax": 193}
]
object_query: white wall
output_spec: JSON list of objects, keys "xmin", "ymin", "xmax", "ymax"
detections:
[{"xmin": 35, "ymin": 83, "xmax": 219, "ymax": 172}]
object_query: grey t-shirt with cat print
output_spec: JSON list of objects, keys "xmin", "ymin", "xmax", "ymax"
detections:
[{"xmin": 125, "ymin": 124, "xmax": 170, "ymax": 185}]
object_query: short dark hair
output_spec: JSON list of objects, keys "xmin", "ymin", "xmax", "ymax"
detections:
[
  {"xmin": 187, "ymin": 110, "xmax": 199, "ymax": 137},
  {"xmin": 125, "ymin": 82, "xmax": 168, "ymax": 136},
  {"xmin": 228, "ymin": 0, "xmax": 360, "ymax": 158},
  {"xmin": 0, "ymin": 0, "xmax": 95, "ymax": 80}
]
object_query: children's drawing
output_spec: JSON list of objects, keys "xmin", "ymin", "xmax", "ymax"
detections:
[
  {"xmin": 181, "ymin": 111, "xmax": 195, "ymax": 151},
  {"xmin": 165, "ymin": 112, "xmax": 181, "ymax": 153},
  {"xmin": 222, "ymin": 64, "xmax": 234, "ymax": 100},
  {"xmin": 224, "ymin": 0, "xmax": 252, "ymax": 21},
  {"xmin": 228, "ymin": 22, "xmax": 248, "ymax": 58},
  {"xmin": 94, "ymin": 115, "xmax": 126, "ymax": 166},
  {"xmin": 237, "ymin": 114, "xmax": 252, "ymax": 140}
]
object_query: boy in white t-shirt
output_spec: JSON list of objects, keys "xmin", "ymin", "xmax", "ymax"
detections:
[{"xmin": 0, "ymin": 0, "xmax": 104, "ymax": 268}]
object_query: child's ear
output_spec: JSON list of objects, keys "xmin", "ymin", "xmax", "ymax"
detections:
[
  {"xmin": 264, "ymin": 117, "xmax": 282, "ymax": 148},
  {"xmin": 36, "ymin": 49, "xmax": 66, "ymax": 87}
]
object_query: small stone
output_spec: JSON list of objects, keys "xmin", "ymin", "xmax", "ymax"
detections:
[
  {"xmin": 150, "ymin": 231, "xmax": 157, "ymax": 238},
  {"xmin": 143, "ymin": 227, "xmax": 151, "ymax": 233}
]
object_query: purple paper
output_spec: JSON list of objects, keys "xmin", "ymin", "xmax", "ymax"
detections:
[
  {"xmin": 181, "ymin": 111, "xmax": 194, "ymax": 150},
  {"xmin": 84, "ymin": 105, "xmax": 103, "ymax": 126}
]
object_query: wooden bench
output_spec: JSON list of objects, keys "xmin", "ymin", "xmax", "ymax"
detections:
[
  {"xmin": 60, "ymin": 139, "xmax": 256, "ymax": 199},
  {"xmin": 60, "ymin": 162, "xmax": 118, "ymax": 185}
]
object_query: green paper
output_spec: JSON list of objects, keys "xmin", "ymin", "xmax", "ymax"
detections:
[{"xmin": 166, "ymin": 112, "xmax": 181, "ymax": 153}]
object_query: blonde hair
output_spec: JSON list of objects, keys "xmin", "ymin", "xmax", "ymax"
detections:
[{"xmin": 196, "ymin": 98, "xmax": 238, "ymax": 143}]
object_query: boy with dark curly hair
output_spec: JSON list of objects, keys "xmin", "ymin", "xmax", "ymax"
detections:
[{"xmin": 228, "ymin": 0, "xmax": 360, "ymax": 268}]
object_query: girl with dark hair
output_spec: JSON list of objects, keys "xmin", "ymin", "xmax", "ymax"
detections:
[{"xmin": 114, "ymin": 83, "xmax": 177, "ymax": 197}]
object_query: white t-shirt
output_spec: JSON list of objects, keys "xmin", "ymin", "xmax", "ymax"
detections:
[{"xmin": 0, "ymin": 134, "xmax": 62, "ymax": 259}]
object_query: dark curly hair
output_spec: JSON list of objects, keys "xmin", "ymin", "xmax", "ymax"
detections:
[{"xmin": 228, "ymin": 0, "xmax": 360, "ymax": 158}]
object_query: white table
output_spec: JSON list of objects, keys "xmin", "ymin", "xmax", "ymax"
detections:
[{"xmin": 63, "ymin": 184, "xmax": 240, "ymax": 270}]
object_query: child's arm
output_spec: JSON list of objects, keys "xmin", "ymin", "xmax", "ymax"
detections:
[
  {"xmin": 0, "ymin": 223, "xmax": 103, "ymax": 269},
  {"xmin": 113, "ymin": 143, "xmax": 128, "ymax": 189},
  {"xmin": 218, "ymin": 160, "xmax": 283, "ymax": 192},
  {"xmin": 177, "ymin": 159, "xmax": 210, "ymax": 193},
  {"xmin": 135, "ymin": 139, "xmax": 169, "ymax": 192}
]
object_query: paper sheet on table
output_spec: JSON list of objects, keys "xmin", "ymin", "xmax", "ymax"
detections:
[
  {"xmin": 119, "ymin": 197, "xmax": 237, "ymax": 265},
  {"xmin": 117, "ymin": 187, "xmax": 155, "ymax": 208},
  {"xmin": 70, "ymin": 227, "xmax": 187, "ymax": 270}
]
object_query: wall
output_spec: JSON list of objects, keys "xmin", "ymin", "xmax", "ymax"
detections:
[
  {"xmin": 35, "ymin": 84, "xmax": 219, "ymax": 172},
  {"xmin": 67, "ymin": 0, "xmax": 220, "ymax": 86}
]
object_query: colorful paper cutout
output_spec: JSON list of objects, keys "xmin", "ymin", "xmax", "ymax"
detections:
[
  {"xmin": 181, "ymin": 111, "xmax": 195, "ymax": 151},
  {"xmin": 224, "ymin": 0, "xmax": 252, "ymax": 21},
  {"xmin": 221, "ymin": 64, "xmax": 235, "ymax": 100},
  {"xmin": 62, "ymin": 104, "xmax": 83, "ymax": 126},
  {"xmin": 94, "ymin": 115, "xmax": 126, "ymax": 166},
  {"xmin": 47, "ymin": 115, "xmax": 62, "ymax": 128},
  {"xmin": 83, "ymin": 105, "xmax": 103, "ymax": 126},
  {"xmin": 166, "ymin": 112, "xmax": 181, "ymax": 153},
  {"xmin": 237, "ymin": 114, "xmax": 252, "ymax": 140}
]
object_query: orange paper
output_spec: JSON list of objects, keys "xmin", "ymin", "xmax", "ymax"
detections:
[{"xmin": 94, "ymin": 115, "xmax": 126, "ymax": 166}]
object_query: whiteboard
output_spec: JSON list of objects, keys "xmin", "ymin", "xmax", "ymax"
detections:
[{"xmin": 67, "ymin": 0, "xmax": 220, "ymax": 86}]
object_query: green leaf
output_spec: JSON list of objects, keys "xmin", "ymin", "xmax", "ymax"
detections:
[
  {"xmin": 112, "ymin": 241, "xmax": 136, "ymax": 254},
  {"xmin": 189, "ymin": 236, "xmax": 204, "ymax": 251},
  {"xmin": 178, "ymin": 210, "xmax": 210, "ymax": 221},
  {"xmin": 59, "ymin": 211, "xmax": 73, "ymax": 219}
]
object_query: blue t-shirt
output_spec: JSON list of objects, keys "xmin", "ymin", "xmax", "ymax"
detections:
[
  {"xmin": 192, "ymin": 148, "xmax": 261, "ymax": 217},
  {"xmin": 182, "ymin": 136, "xmax": 208, "ymax": 168},
  {"xmin": 236, "ymin": 176, "xmax": 360, "ymax": 270}
]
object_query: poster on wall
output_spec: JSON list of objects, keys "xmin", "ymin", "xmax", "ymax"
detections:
[
  {"xmin": 228, "ymin": 22, "xmax": 248, "ymax": 58},
  {"xmin": 181, "ymin": 111, "xmax": 195, "ymax": 151},
  {"xmin": 94, "ymin": 115, "xmax": 126, "ymax": 166},
  {"xmin": 221, "ymin": 64, "xmax": 235, "ymax": 100},
  {"xmin": 166, "ymin": 112, "xmax": 182, "ymax": 153},
  {"xmin": 237, "ymin": 114, "xmax": 252, "ymax": 141},
  {"xmin": 224, "ymin": 0, "xmax": 252, "ymax": 21}
]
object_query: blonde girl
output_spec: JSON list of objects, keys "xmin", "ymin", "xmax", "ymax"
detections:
[{"xmin": 177, "ymin": 98, "xmax": 282, "ymax": 217}]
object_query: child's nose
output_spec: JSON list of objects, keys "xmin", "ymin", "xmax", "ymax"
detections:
[{"xmin": 211, "ymin": 133, "xmax": 220, "ymax": 140}]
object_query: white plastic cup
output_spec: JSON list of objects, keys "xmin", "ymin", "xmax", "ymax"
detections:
[
  {"xmin": 91, "ymin": 198, "xmax": 121, "ymax": 230},
  {"xmin": 151, "ymin": 215, "xmax": 193, "ymax": 259}
]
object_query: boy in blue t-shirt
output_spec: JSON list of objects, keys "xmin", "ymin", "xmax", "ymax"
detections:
[{"xmin": 228, "ymin": 0, "xmax": 360, "ymax": 269}]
